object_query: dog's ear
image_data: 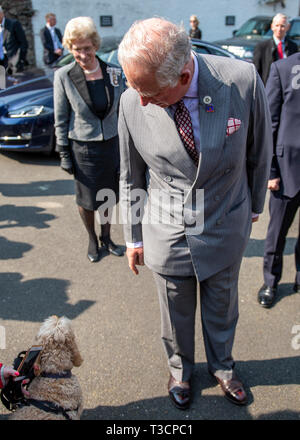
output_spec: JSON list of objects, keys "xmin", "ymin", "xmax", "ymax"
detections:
[{"xmin": 71, "ymin": 339, "xmax": 83, "ymax": 367}]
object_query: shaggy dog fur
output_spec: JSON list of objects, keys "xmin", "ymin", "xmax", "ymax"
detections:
[{"xmin": 10, "ymin": 316, "xmax": 83, "ymax": 420}]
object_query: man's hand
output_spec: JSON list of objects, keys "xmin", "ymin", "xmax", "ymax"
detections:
[
  {"xmin": 126, "ymin": 247, "xmax": 144, "ymax": 275},
  {"xmin": 268, "ymin": 178, "xmax": 280, "ymax": 191}
]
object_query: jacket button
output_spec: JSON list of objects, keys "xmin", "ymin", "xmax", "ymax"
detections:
[
  {"xmin": 214, "ymin": 195, "xmax": 220, "ymax": 201},
  {"xmin": 216, "ymin": 219, "xmax": 223, "ymax": 225},
  {"xmin": 164, "ymin": 176, "xmax": 172, "ymax": 182},
  {"xmin": 224, "ymin": 168, "xmax": 231, "ymax": 174}
]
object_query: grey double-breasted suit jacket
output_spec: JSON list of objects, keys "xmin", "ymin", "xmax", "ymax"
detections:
[{"xmin": 118, "ymin": 54, "xmax": 272, "ymax": 281}]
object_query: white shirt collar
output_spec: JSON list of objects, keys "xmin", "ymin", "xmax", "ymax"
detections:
[
  {"xmin": 273, "ymin": 35, "xmax": 285, "ymax": 45},
  {"xmin": 184, "ymin": 52, "xmax": 198, "ymax": 98},
  {"xmin": 46, "ymin": 23, "xmax": 55, "ymax": 31}
]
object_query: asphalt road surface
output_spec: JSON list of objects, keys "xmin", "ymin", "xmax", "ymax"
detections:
[{"xmin": 0, "ymin": 151, "xmax": 299, "ymax": 421}]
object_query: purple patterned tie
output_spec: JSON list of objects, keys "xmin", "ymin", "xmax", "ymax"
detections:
[{"xmin": 174, "ymin": 99, "xmax": 199, "ymax": 165}]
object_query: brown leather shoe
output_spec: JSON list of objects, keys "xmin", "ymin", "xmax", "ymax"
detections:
[
  {"xmin": 212, "ymin": 372, "xmax": 248, "ymax": 405},
  {"xmin": 168, "ymin": 375, "xmax": 191, "ymax": 410}
]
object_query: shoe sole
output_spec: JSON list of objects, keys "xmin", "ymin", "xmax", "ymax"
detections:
[{"xmin": 168, "ymin": 394, "xmax": 190, "ymax": 410}]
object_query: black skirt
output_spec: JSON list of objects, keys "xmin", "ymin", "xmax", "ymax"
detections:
[{"xmin": 71, "ymin": 136, "xmax": 120, "ymax": 211}]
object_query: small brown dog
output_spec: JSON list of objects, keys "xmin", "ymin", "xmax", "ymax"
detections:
[{"xmin": 10, "ymin": 315, "xmax": 84, "ymax": 420}]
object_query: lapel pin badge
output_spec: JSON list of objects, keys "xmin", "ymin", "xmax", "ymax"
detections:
[
  {"xmin": 205, "ymin": 104, "xmax": 214, "ymax": 113},
  {"xmin": 106, "ymin": 66, "xmax": 122, "ymax": 87},
  {"xmin": 203, "ymin": 96, "xmax": 214, "ymax": 112}
]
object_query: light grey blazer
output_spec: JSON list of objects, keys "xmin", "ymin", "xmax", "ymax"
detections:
[
  {"xmin": 118, "ymin": 54, "xmax": 272, "ymax": 281},
  {"xmin": 54, "ymin": 57, "xmax": 125, "ymax": 149}
]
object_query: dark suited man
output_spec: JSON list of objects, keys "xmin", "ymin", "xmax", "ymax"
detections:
[
  {"xmin": 253, "ymin": 13, "xmax": 298, "ymax": 86},
  {"xmin": 0, "ymin": 5, "xmax": 28, "ymax": 73},
  {"xmin": 258, "ymin": 52, "xmax": 300, "ymax": 308},
  {"xmin": 40, "ymin": 13, "xmax": 63, "ymax": 66},
  {"xmin": 118, "ymin": 18, "xmax": 272, "ymax": 410}
]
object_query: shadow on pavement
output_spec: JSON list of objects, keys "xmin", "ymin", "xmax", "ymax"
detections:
[
  {"xmin": 244, "ymin": 237, "xmax": 296, "ymax": 258},
  {"xmin": 0, "ymin": 180, "xmax": 74, "ymax": 198},
  {"xmin": 0, "ymin": 236, "xmax": 32, "ymax": 259},
  {"xmin": 0, "ymin": 204, "xmax": 56, "ymax": 229},
  {"xmin": 0, "ymin": 272, "xmax": 95, "ymax": 322},
  {"xmin": 81, "ymin": 358, "xmax": 300, "ymax": 420},
  {"xmin": 0, "ymin": 151, "xmax": 58, "ymax": 166},
  {"xmin": 267, "ymin": 282, "xmax": 299, "ymax": 307}
]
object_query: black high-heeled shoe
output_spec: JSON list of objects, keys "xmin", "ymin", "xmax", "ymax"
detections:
[
  {"xmin": 99, "ymin": 236, "xmax": 124, "ymax": 257},
  {"xmin": 87, "ymin": 238, "xmax": 100, "ymax": 262}
]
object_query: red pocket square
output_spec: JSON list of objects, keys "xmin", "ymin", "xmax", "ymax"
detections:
[{"xmin": 226, "ymin": 118, "xmax": 241, "ymax": 136}]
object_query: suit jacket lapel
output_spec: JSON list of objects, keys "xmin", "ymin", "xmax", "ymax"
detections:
[
  {"xmin": 99, "ymin": 58, "xmax": 114, "ymax": 118},
  {"xmin": 45, "ymin": 27, "xmax": 54, "ymax": 51},
  {"xmin": 68, "ymin": 61, "xmax": 96, "ymax": 115},
  {"xmin": 143, "ymin": 103, "xmax": 198, "ymax": 184},
  {"xmin": 68, "ymin": 58, "xmax": 114, "ymax": 119},
  {"xmin": 193, "ymin": 54, "xmax": 231, "ymax": 188},
  {"xmin": 3, "ymin": 22, "xmax": 8, "ymax": 45}
]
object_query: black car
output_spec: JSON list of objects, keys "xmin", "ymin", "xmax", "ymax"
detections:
[{"xmin": 0, "ymin": 40, "xmax": 238, "ymax": 155}]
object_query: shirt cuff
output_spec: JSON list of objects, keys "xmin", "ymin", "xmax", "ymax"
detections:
[
  {"xmin": 0, "ymin": 365, "xmax": 5, "ymax": 389},
  {"xmin": 126, "ymin": 242, "xmax": 143, "ymax": 248},
  {"xmin": 252, "ymin": 212, "xmax": 259, "ymax": 219}
]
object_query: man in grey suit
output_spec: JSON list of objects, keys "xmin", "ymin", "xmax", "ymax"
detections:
[{"xmin": 118, "ymin": 18, "xmax": 272, "ymax": 409}]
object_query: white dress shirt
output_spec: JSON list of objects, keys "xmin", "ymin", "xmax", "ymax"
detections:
[
  {"xmin": 273, "ymin": 35, "xmax": 287, "ymax": 58},
  {"xmin": 46, "ymin": 24, "xmax": 62, "ymax": 51}
]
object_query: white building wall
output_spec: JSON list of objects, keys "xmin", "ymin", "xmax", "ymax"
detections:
[{"xmin": 32, "ymin": 0, "xmax": 299, "ymax": 67}]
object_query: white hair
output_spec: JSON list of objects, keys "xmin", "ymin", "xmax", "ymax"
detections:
[
  {"xmin": 63, "ymin": 16, "xmax": 101, "ymax": 51},
  {"xmin": 272, "ymin": 13, "xmax": 288, "ymax": 24},
  {"xmin": 118, "ymin": 18, "xmax": 191, "ymax": 88}
]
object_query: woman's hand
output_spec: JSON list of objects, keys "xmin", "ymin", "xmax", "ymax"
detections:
[
  {"xmin": 3, "ymin": 366, "xmax": 20, "ymax": 381},
  {"xmin": 59, "ymin": 151, "xmax": 74, "ymax": 174}
]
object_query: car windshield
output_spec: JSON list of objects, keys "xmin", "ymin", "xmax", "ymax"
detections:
[
  {"xmin": 235, "ymin": 17, "xmax": 271, "ymax": 37},
  {"xmin": 191, "ymin": 42, "xmax": 232, "ymax": 57},
  {"xmin": 54, "ymin": 47, "xmax": 120, "ymax": 69},
  {"xmin": 289, "ymin": 20, "xmax": 300, "ymax": 40},
  {"xmin": 54, "ymin": 36, "xmax": 122, "ymax": 69}
]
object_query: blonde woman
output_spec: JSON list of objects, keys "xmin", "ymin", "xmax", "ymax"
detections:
[
  {"xmin": 54, "ymin": 17, "xmax": 125, "ymax": 262},
  {"xmin": 189, "ymin": 15, "xmax": 202, "ymax": 40}
]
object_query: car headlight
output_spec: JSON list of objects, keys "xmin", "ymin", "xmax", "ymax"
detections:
[
  {"xmin": 243, "ymin": 50, "xmax": 254, "ymax": 60},
  {"xmin": 8, "ymin": 105, "xmax": 52, "ymax": 118}
]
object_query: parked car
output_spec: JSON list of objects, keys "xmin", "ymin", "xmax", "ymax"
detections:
[
  {"xmin": 285, "ymin": 16, "xmax": 300, "ymax": 49},
  {"xmin": 0, "ymin": 40, "xmax": 238, "ymax": 155},
  {"xmin": 214, "ymin": 15, "xmax": 300, "ymax": 62},
  {"xmin": 190, "ymin": 39, "xmax": 240, "ymax": 58},
  {"xmin": 214, "ymin": 15, "xmax": 273, "ymax": 61}
]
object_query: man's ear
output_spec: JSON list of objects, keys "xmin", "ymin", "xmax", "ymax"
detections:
[{"xmin": 179, "ymin": 71, "xmax": 191, "ymax": 86}]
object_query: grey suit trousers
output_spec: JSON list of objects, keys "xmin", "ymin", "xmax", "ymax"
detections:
[{"xmin": 153, "ymin": 259, "xmax": 241, "ymax": 382}]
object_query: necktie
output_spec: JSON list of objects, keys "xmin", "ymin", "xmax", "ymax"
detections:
[
  {"xmin": 174, "ymin": 99, "xmax": 199, "ymax": 165},
  {"xmin": 277, "ymin": 41, "xmax": 284, "ymax": 59}
]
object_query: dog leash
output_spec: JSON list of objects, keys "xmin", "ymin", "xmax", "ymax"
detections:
[{"xmin": 19, "ymin": 398, "xmax": 79, "ymax": 420}]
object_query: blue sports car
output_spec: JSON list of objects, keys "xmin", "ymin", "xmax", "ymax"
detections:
[{"xmin": 0, "ymin": 39, "xmax": 238, "ymax": 155}]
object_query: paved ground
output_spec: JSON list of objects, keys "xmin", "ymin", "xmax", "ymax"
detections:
[{"xmin": 0, "ymin": 151, "xmax": 299, "ymax": 421}]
